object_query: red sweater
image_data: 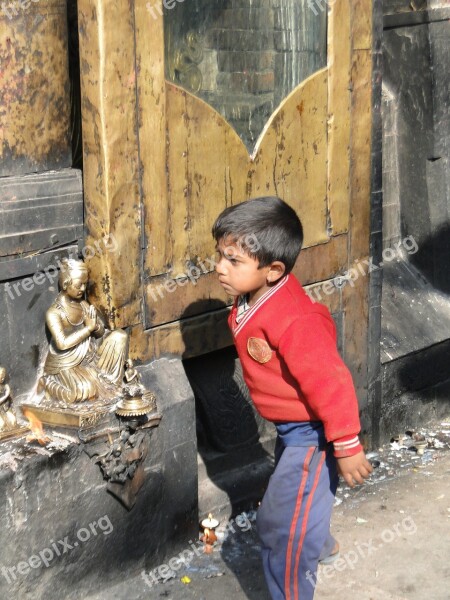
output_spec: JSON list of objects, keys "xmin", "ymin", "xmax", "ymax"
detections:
[{"xmin": 229, "ymin": 274, "xmax": 363, "ymax": 458}]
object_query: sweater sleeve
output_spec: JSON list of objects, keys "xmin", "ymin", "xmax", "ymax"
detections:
[{"xmin": 278, "ymin": 313, "xmax": 363, "ymax": 458}]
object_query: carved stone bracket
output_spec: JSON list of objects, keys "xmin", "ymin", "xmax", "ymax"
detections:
[{"xmin": 84, "ymin": 413, "xmax": 161, "ymax": 510}]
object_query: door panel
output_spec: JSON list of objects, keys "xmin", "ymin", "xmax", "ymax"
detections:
[
  {"xmin": 77, "ymin": 0, "xmax": 372, "ymax": 382},
  {"xmin": 144, "ymin": 69, "xmax": 332, "ymax": 328}
]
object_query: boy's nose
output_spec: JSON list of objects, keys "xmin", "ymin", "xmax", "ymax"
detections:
[{"xmin": 215, "ymin": 258, "xmax": 226, "ymax": 275}]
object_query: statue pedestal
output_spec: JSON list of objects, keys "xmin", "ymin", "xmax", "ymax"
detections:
[{"xmin": 20, "ymin": 403, "xmax": 111, "ymax": 430}]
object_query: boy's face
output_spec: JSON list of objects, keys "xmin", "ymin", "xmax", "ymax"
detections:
[{"xmin": 215, "ymin": 238, "xmax": 282, "ymax": 303}]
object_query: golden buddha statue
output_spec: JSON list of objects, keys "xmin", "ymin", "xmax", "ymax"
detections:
[
  {"xmin": 41, "ymin": 258, "xmax": 128, "ymax": 404},
  {"xmin": 0, "ymin": 367, "xmax": 18, "ymax": 432}
]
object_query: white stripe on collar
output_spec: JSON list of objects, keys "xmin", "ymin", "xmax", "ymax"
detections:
[{"xmin": 232, "ymin": 275, "xmax": 289, "ymax": 336}]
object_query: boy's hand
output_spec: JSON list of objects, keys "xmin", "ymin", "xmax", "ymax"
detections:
[{"xmin": 336, "ymin": 450, "xmax": 373, "ymax": 488}]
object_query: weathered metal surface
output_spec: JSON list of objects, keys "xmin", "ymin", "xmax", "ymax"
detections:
[
  {"xmin": 342, "ymin": 0, "xmax": 373, "ymax": 405},
  {"xmin": 135, "ymin": 1, "xmax": 168, "ymax": 279},
  {"xmin": 327, "ymin": 0, "xmax": 351, "ymax": 235},
  {"xmin": 77, "ymin": 0, "xmax": 142, "ymax": 329},
  {"xmin": 79, "ymin": 0, "xmax": 374, "ymax": 399},
  {"xmin": 143, "ymin": 69, "xmax": 329, "ymax": 327},
  {"xmin": 130, "ymin": 306, "xmax": 233, "ymax": 361},
  {"xmin": 132, "ymin": 0, "xmax": 374, "ymax": 384},
  {"xmin": 163, "ymin": 0, "xmax": 327, "ymax": 151},
  {"xmin": 250, "ymin": 68, "xmax": 329, "ymax": 242},
  {"xmin": 365, "ymin": 0, "xmax": 384, "ymax": 446},
  {"xmin": 0, "ymin": 0, "xmax": 71, "ymax": 177},
  {"xmin": 0, "ymin": 169, "xmax": 83, "ymax": 258},
  {"xmin": 384, "ymin": 6, "xmax": 450, "ymax": 28}
]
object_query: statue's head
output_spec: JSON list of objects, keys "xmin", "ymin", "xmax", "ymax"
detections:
[{"xmin": 59, "ymin": 258, "xmax": 89, "ymax": 300}]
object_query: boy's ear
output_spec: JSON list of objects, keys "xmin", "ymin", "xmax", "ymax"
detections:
[{"xmin": 267, "ymin": 261, "xmax": 286, "ymax": 284}]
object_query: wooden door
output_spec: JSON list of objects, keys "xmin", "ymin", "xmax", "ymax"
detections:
[{"xmin": 78, "ymin": 0, "xmax": 373, "ymax": 399}]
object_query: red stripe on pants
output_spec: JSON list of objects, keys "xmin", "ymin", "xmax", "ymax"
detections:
[
  {"xmin": 292, "ymin": 451, "xmax": 326, "ymax": 599},
  {"xmin": 284, "ymin": 447, "xmax": 315, "ymax": 600}
]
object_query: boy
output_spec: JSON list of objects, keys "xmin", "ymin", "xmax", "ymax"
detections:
[{"xmin": 212, "ymin": 197, "xmax": 372, "ymax": 600}]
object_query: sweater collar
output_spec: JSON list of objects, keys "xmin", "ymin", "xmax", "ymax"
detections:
[{"xmin": 232, "ymin": 275, "xmax": 289, "ymax": 336}]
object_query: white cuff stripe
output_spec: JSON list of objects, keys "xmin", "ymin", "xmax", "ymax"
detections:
[
  {"xmin": 334, "ymin": 443, "xmax": 360, "ymax": 450},
  {"xmin": 334, "ymin": 437, "xmax": 360, "ymax": 448},
  {"xmin": 335, "ymin": 441, "xmax": 361, "ymax": 451},
  {"xmin": 334, "ymin": 436, "xmax": 359, "ymax": 445}
]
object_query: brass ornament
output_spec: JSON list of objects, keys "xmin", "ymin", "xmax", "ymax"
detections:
[
  {"xmin": 247, "ymin": 337, "xmax": 273, "ymax": 364},
  {"xmin": 115, "ymin": 390, "xmax": 157, "ymax": 418},
  {"xmin": 115, "ymin": 361, "xmax": 158, "ymax": 419}
]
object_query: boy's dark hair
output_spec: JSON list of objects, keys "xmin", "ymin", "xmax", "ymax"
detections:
[{"xmin": 212, "ymin": 196, "xmax": 303, "ymax": 273}]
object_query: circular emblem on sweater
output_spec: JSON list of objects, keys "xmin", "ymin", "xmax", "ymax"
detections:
[{"xmin": 247, "ymin": 337, "xmax": 272, "ymax": 364}]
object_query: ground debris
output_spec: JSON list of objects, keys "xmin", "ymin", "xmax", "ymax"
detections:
[{"xmin": 334, "ymin": 419, "xmax": 450, "ymax": 508}]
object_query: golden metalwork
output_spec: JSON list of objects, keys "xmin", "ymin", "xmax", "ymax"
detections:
[
  {"xmin": 41, "ymin": 258, "xmax": 129, "ymax": 406},
  {"xmin": 115, "ymin": 360, "xmax": 158, "ymax": 418},
  {"xmin": 167, "ymin": 30, "xmax": 203, "ymax": 93},
  {"xmin": 20, "ymin": 403, "xmax": 109, "ymax": 429},
  {"xmin": 0, "ymin": 0, "xmax": 71, "ymax": 176},
  {"xmin": 0, "ymin": 366, "xmax": 29, "ymax": 441},
  {"xmin": 115, "ymin": 392, "xmax": 157, "ymax": 418}
]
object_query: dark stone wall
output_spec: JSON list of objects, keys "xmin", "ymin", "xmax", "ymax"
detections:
[
  {"xmin": 380, "ymin": 1, "xmax": 450, "ymax": 441},
  {"xmin": 362, "ymin": 0, "xmax": 384, "ymax": 447},
  {"xmin": 0, "ymin": 359, "xmax": 198, "ymax": 600},
  {"xmin": 0, "ymin": 170, "xmax": 84, "ymax": 400}
]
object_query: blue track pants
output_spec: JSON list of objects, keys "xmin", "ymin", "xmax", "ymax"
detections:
[{"xmin": 256, "ymin": 423, "xmax": 339, "ymax": 600}]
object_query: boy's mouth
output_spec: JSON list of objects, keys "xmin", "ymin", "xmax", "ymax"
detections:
[{"xmin": 219, "ymin": 279, "xmax": 234, "ymax": 291}]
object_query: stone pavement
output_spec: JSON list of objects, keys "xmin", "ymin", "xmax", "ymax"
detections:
[{"xmin": 88, "ymin": 428, "xmax": 450, "ymax": 600}]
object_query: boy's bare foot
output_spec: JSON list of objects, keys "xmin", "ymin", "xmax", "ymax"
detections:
[{"xmin": 319, "ymin": 541, "xmax": 340, "ymax": 564}]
